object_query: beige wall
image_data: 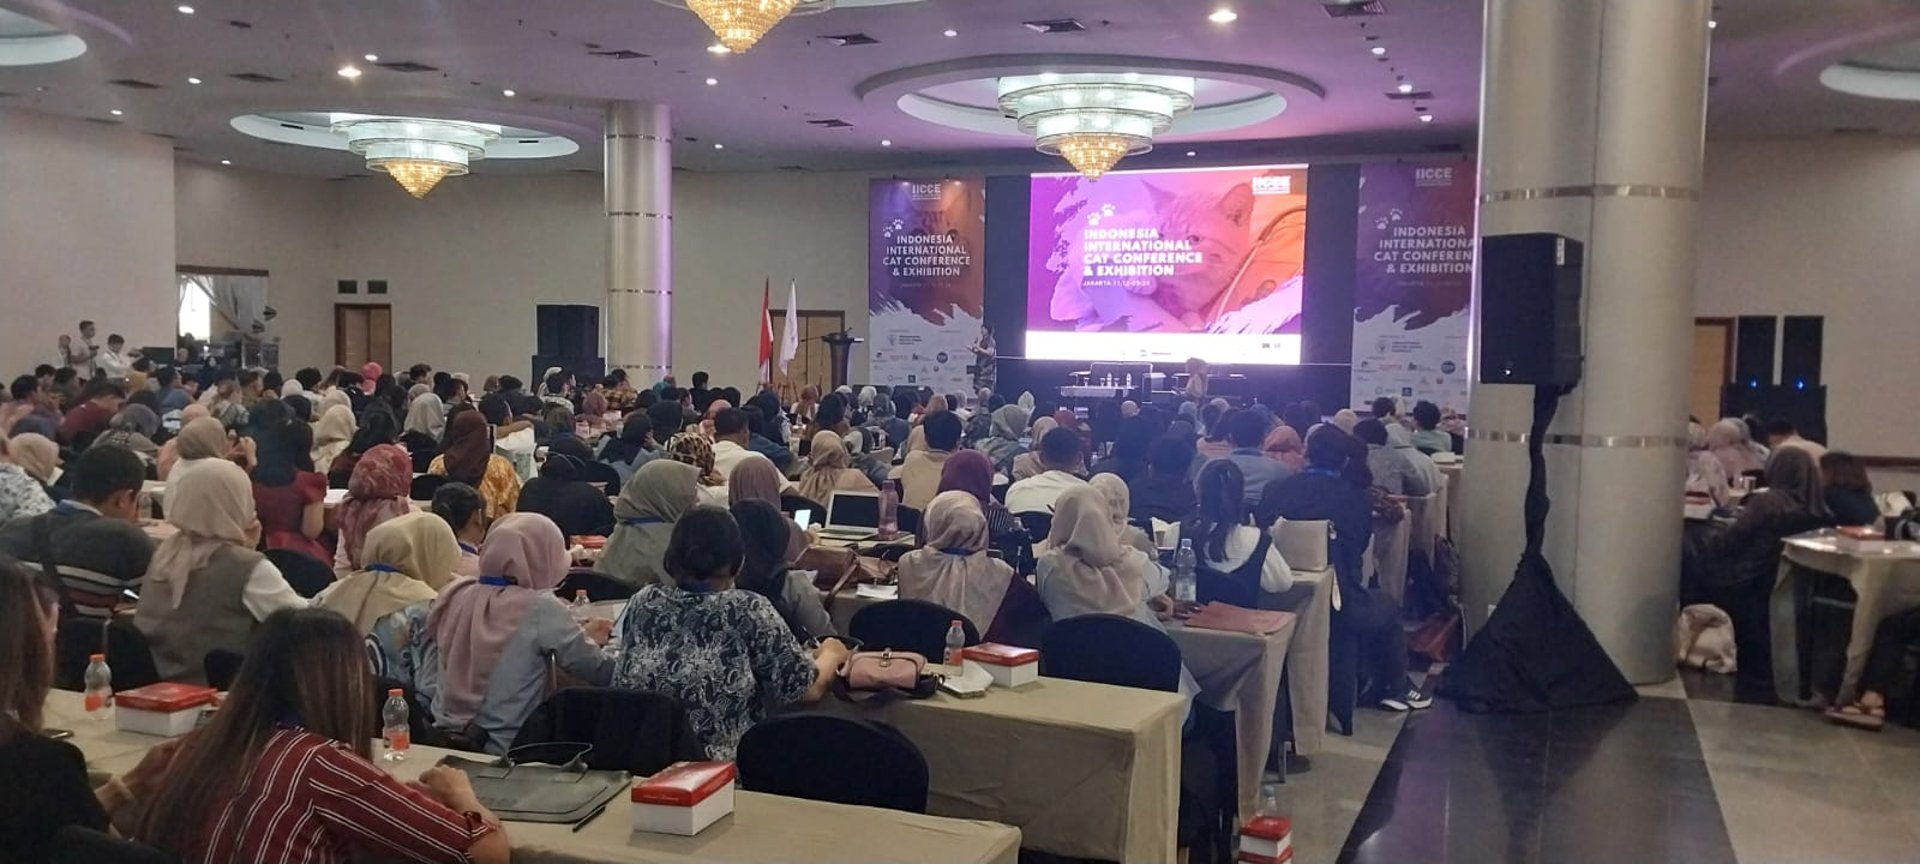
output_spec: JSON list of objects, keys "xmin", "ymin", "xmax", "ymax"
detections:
[
  {"xmin": 1695, "ymin": 137, "xmax": 1920, "ymax": 457},
  {"xmin": 0, "ymin": 110, "xmax": 175, "ymax": 374}
]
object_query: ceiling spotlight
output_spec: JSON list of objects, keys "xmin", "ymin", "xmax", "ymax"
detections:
[
  {"xmin": 707, "ymin": 43, "xmax": 731, "ymax": 54},
  {"xmin": 881, "ymin": 139, "xmax": 892, "ymax": 147},
  {"xmin": 1708, "ymin": 19, "xmax": 1718, "ymax": 30},
  {"xmin": 714, "ymin": 143, "xmax": 725, "ymax": 150},
  {"xmin": 187, "ymin": 76, "xmax": 202, "ymax": 85},
  {"xmin": 1397, "ymin": 82, "xmax": 1414, "ymax": 94},
  {"xmin": 705, "ymin": 77, "xmax": 718, "ymax": 86},
  {"xmin": 1208, "ymin": 8, "xmax": 1238, "ymax": 24},
  {"xmin": 502, "ymin": 89, "xmax": 516, "ymax": 97},
  {"xmin": 363, "ymin": 53, "xmax": 379, "ymax": 62},
  {"xmin": 1186, "ymin": 150, "xmax": 1197, "ymax": 157},
  {"xmin": 177, "ymin": 5, "xmax": 195, "ymax": 14},
  {"xmin": 220, "ymin": 159, "xmax": 232, "ymax": 165},
  {"xmin": 1418, "ymin": 113, "xmax": 1433, "ymax": 123},
  {"xmin": 1370, "ymin": 45, "xmax": 1387, "ymax": 56},
  {"xmin": 337, "ymin": 65, "xmax": 362, "ymax": 79},
  {"xmin": 943, "ymin": 29, "xmax": 958, "ymax": 38},
  {"xmin": 109, "ymin": 109, "xmax": 123, "ymax": 116}
]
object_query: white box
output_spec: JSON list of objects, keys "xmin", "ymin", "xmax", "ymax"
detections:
[
  {"xmin": 114, "ymin": 705, "xmax": 204, "ymax": 737},
  {"xmin": 966, "ymin": 657, "xmax": 1038, "ymax": 689},
  {"xmin": 632, "ymin": 782, "xmax": 734, "ymax": 836}
]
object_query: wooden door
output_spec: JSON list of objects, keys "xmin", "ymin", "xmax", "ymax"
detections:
[
  {"xmin": 1691, "ymin": 318, "xmax": 1733, "ymax": 423},
  {"xmin": 769, "ymin": 310, "xmax": 845, "ymax": 402},
  {"xmin": 335, "ymin": 304, "xmax": 393, "ymax": 371}
]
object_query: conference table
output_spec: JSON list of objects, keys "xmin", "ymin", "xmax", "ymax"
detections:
[
  {"xmin": 1771, "ymin": 531, "xmax": 1920, "ymax": 704},
  {"xmin": 52, "ymin": 691, "xmax": 1023, "ymax": 864}
]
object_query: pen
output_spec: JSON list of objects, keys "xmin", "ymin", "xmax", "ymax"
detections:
[{"xmin": 571, "ymin": 801, "xmax": 608, "ymax": 832}]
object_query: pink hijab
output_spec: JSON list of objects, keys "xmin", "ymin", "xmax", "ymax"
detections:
[
  {"xmin": 334, "ymin": 444, "xmax": 413, "ymax": 570},
  {"xmin": 360, "ymin": 361, "xmax": 382, "ymax": 395},
  {"xmin": 427, "ymin": 513, "xmax": 571, "ymax": 722},
  {"xmin": 700, "ymin": 399, "xmax": 731, "ymax": 440},
  {"xmin": 1262, "ymin": 425, "xmax": 1307, "ymax": 471}
]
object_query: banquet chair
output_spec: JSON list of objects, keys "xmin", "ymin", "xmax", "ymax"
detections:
[
  {"xmin": 554, "ymin": 569, "xmax": 636, "ymax": 603},
  {"xmin": 895, "ymin": 503, "xmax": 923, "ymax": 539},
  {"xmin": 1015, "ymin": 511, "xmax": 1053, "ymax": 543},
  {"xmin": 48, "ymin": 826, "xmax": 174, "ymax": 864},
  {"xmin": 577, "ymin": 459, "xmax": 624, "ymax": 497},
  {"xmin": 409, "ymin": 473, "xmax": 449, "ymax": 502},
  {"xmin": 54, "ymin": 618, "xmax": 160, "ymax": 692},
  {"xmin": 401, "ymin": 432, "xmax": 440, "ymax": 473},
  {"xmin": 372, "ymin": 676, "xmax": 475, "ymax": 751},
  {"xmin": 1041, "ymin": 614, "xmax": 1235, "ymax": 862},
  {"xmin": 264, "ymin": 548, "xmax": 336, "ymax": 598},
  {"xmin": 203, "ymin": 648, "xmax": 245, "ymax": 691},
  {"xmin": 737, "ymin": 714, "xmax": 929, "ymax": 813},
  {"xmin": 511, "ymin": 688, "xmax": 705, "ymax": 775},
  {"xmin": 780, "ymin": 493, "xmax": 826, "ymax": 519},
  {"xmin": 848, "ymin": 599, "xmax": 978, "ymax": 660}
]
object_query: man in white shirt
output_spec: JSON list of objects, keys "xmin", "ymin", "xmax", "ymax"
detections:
[
  {"xmin": 1005, "ymin": 426, "xmax": 1090, "ymax": 514},
  {"xmin": 710, "ymin": 406, "xmax": 786, "ymax": 489},
  {"xmin": 95, "ymin": 334, "xmax": 137, "ymax": 380},
  {"xmin": 60, "ymin": 319, "xmax": 101, "ymax": 378},
  {"xmin": 1764, "ymin": 419, "xmax": 1828, "ymax": 460}
]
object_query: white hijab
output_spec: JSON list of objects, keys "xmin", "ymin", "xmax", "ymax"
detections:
[{"xmin": 896, "ymin": 492, "xmax": 1015, "ymax": 631}]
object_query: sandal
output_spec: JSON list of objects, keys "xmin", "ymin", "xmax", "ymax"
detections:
[{"xmin": 1824, "ymin": 694, "xmax": 1887, "ymax": 731}]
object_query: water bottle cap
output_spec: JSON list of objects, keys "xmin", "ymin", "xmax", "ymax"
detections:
[
  {"xmin": 387, "ymin": 688, "xmax": 404, "ymax": 696},
  {"xmin": 1179, "ymin": 538, "xmax": 1193, "ymax": 548},
  {"xmin": 89, "ymin": 653, "xmax": 105, "ymax": 662},
  {"xmin": 950, "ymin": 619, "xmax": 962, "ymax": 626}
]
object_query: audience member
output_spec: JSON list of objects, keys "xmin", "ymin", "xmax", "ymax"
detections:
[
  {"xmin": 976, "ymin": 404, "xmax": 1030, "ymax": 476},
  {"xmin": 796, "ymin": 429, "xmax": 876, "ymax": 504},
  {"xmin": 1685, "ymin": 421, "xmax": 1732, "ymax": 506},
  {"xmin": 1409, "ymin": 401, "xmax": 1451, "ymax": 454},
  {"xmin": 1707, "ymin": 417, "xmax": 1767, "ymax": 480},
  {"xmin": 57, "ymin": 379, "xmax": 125, "ymax": 448},
  {"xmin": 597, "ymin": 412, "xmax": 660, "ymax": 486},
  {"xmin": 729, "ymin": 456, "xmax": 807, "ymax": 562},
  {"xmin": 893, "ymin": 410, "xmax": 963, "ymax": 510},
  {"xmin": 1820, "ymin": 451, "xmax": 1877, "ymax": 527},
  {"xmin": 316, "ymin": 511, "xmax": 458, "ymax": 634},
  {"xmin": 611, "ymin": 507, "xmax": 847, "ymax": 760},
  {"xmin": 1091, "ymin": 415, "xmax": 1156, "ymax": 485},
  {"xmin": 1090, "ymin": 473, "xmax": 1157, "ymax": 558},
  {"xmin": 1006, "ymin": 427, "xmax": 1092, "ymax": 514},
  {"xmin": 332, "ymin": 443, "xmax": 415, "ymax": 572},
  {"xmin": 665, "ymin": 430, "xmax": 728, "ymax": 504},
  {"xmin": 430, "ymin": 410, "xmax": 521, "ymax": 518},
  {"xmin": 898, "ymin": 490, "xmax": 1048, "ymax": 647},
  {"xmin": 1354, "ymin": 418, "xmax": 1432, "ymax": 496},
  {"xmin": 1261, "ymin": 422, "xmax": 1307, "ymax": 472},
  {"xmin": 0, "ymin": 445, "xmax": 153, "ymax": 618},
  {"xmin": 1010, "ymin": 415, "xmax": 1058, "ymax": 481},
  {"xmin": 432, "ymin": 482, "xmax": 487, "ymax": 578},
  {"xmin": 1130, "ymin": 434, "xmax": 1199, "ymax": 523},
  {"xmin": 741, "ymin": 404, "xmax": 796, "ymax": 470},
  {"xmin": 251, "ymin": 404, "xmax": 329, "ymax": 560},
  {"xmin": 333, "ymin": 402, "xmax": 400, "ymax": 479},
  {"xmin": 599, "ymin": 458, "xmax": 701, "ymax": 587},
  {"xmin": 1167, "ymin": 460, "xmax": 1294, "ymax": 596},
  {"xmin": 1387, "ymin": 422, "xmax": 1444, "ymax": 494},
  {"xmin": 938, "ymin": 448, "xmax": 1023, "ymax": 556},
  {"xmin": 2, "ymin": 374, "xmax": 59, "ymax": 437},
  {"xmin": 90, "ymin": 404, "xmax": 160, "ymax": 464},
  {"xmin": 1765, "ymin": 418, "xmax": 1827, "ymax": 460},
  {"xmin": 0, "ymin": 434, "xmax": 57, "ymax": 523},
  {"xmin": 135, "ymin": 459, "xmax": 307, "ymax": 684},
  {"xmin": 1213, "ymin": 409, "xmax": 1290, "ymax": 505},
  {"xmin": 731, "ymin": 499, "xmax": 835, "ymax": 639},
  {"xmin": 709, "ymin": 407, "xmax": 764, "ymax": 481}
]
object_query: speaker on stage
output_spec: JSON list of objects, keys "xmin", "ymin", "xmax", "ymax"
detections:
[{"xmin": 1478, "ymin": 233, "xmax": 1584, "ymax": 388}]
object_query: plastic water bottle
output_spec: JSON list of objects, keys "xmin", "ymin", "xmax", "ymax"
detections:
[
  {"xmin": 943, "ymin": 620, "xmax": 966, "ymax": 666},
  {"xmin": 1124, "ymin": 373, "xmax": 1134, "ymax": 388},
  {"xmin": 569, "ymin": 589, "xmax": 591, "ymax": 624},
  {"xmin": 1172, "ymin": 539, "xmax": 1198, "ymax": 604},
  {"xmin": 1256, "ymin": 781, "xmax": 1282, "ymax": 818},
  {"xmin": 878, "ymin": 480, "xmax": 900, "ymax": 540},
  {"xmin": 83, "ymin": 654, "xmax": 112, "ymax": 720},
  {"xmin": 381, "ymin": 689, "xmax": 410, "ymax": 762}
]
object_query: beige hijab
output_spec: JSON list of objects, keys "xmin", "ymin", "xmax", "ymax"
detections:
[
  {"xmin": 1011, "ymin": 416, "xmax": 1059, "ymax": 481},
  {"xmin": 1039, "ymin": 485, "xmax": 1144, "ymax": 616},
  {"xmin": 897, "ymin": 491, "xmax": 1016, "ymax": 633},
  {"xmin": 318, "ymin": 512, "xmax": 459, "ymax": 633},
  {"xmin": 1090, "ymin": 473, "xmax": 1155, "ymax": 557},
  {"xmin": 6, "ymin": 433, "xmax": 57, "ymax": 483},
  {"xmin": 599, "ymin": 458, "xmax": 700, "ymax": 586},
  {"xmin": 146, "ymin": 459, "xmax": 255, "ymax": 609},
  {"xmin": 796, "ymin": 430, "xmax": 872, "ymax": 504}
]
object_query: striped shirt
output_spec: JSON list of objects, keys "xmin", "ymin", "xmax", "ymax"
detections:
[
  {"xmin": 0, "ymin": 503, "xmax": 152, "ymax": 618},
  {"xmin": 188, "ymin": 728, "xmax": 490, "ymax": 864}
]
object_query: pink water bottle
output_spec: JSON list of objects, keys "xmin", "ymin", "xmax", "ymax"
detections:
[{"xmin": 878, "ymin": 479, "xmax": 899, "ymax": 540}]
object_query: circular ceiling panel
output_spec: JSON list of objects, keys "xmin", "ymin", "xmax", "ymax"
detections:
[{"xmin": 0, "ymin": 7, "xmax": 85, "ymax": 67}]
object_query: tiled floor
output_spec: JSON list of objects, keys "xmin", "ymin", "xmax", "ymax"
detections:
[{"xmin": 1290, "ymin": 671, "xmax": 1920, "ymax": 864}]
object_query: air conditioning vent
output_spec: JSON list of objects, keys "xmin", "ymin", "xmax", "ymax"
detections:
[
  {"xmin": 821, "ymin": 32, "xmax": 879, "ymax": 46},
  {"xmin": 778, "ymin": 165, "xmax": 811, "ymax": 172},
  {"xmin": 230, "ymin": 72, "xmax": 283, "ymax": 83},
  {"xmin": 109, "ymin": 79, "xmax": 162, "ymax": 90},
  {"xmin": 806, "ymin": 118, "xmax": 854, "ymax": 128},
  {"xmin": 1323, "ymin": 1, "xmax": 1387, "ymax": 17},
  {"xmin": 1385, "ymin": 90, "xmax": 1434, "ymax": 101},
  {"xmin": 374, "ymin": 60, "xmax": 438, "ymax": 73},
  {"xmin": 228, "ymin": 19, "xmax": 253, "ymax": 29},
  {"xmin": 588, "ymin": 49, "xmax": 650, "ymax": 60},
  {"xmin": 1022, "ymin": 18, "xmax": 1086, "ymax": 34}
]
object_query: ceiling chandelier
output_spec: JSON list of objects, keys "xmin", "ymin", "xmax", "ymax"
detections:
[
  {"xmin": 330, "ymin": 115, "xmax": 501, "ymax": 198},
  {"xmin": 998, "ymin": 73, "xmax": 1196, "ymax": 179},
  {"xmin": 656, "ymin": 0, "xmax": 825, "ymax": 53}
]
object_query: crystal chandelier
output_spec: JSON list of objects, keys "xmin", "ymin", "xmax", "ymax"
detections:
[
  {"xmin": 997, "ymin": 73, "xmax": 1196, "ymax": 179},
  {"xmin": 330, "ymin": 116, "xmax": 501, "ymax": 199},
  {"xmin": 656, "ymin": 0, "xmax": 816, "ymax": 53}
]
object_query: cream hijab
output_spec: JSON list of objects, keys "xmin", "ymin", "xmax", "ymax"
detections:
[
  {"xmin": 896, "ymin": 491, "xmax": 1016, "ymax": 633},
  {"xmin": 599, "ymin": 458, "xmax": 700, "ymax": 587},
  {"xmin": 1039, "ymin": 485, "xmax": 1145, "ymax": 616},
  {"xmin": 1090, "ymin": 473, "xmax": 1155, "ymax": 557},
  {"xmin": 318, "ymin": 512, "xmax": 459, "ymax": 633},
  {"xmin": 146, "ymin": 459, "xmax": 255, "ymax": 609}
]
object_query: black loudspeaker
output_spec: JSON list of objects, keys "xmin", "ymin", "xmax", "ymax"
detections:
[
  {"xmin": 1734, "ymin": 316, "xmax": 1776, "ymax": 387},
  {"xmin": 1780, "ymin": 316, "xmax": 1823, "ymax": 388},
  {"xmin": 536, "ymin": 305, "xmax": 600, "ymax": 357},
  {"xmin": 1477, "ymin": 233, "xmax": 1584, "ymax": 387},
  {"xmin": 1721, "ymin": 383, "xmax": 1827, "ymax": 445}
]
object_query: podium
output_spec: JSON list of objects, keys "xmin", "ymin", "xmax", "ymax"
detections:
[{"xmin": 822, "ymin": 331, "xmax": 862, "ymax": 391}]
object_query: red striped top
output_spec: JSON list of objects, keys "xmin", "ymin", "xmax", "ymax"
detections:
[{"xmin": 186, "ymin": 729, "xmax": 491, "ymax": 864}]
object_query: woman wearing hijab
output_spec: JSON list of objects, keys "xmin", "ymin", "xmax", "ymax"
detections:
[
  {"xmin": 1090, "ymin": 474, "xmax": 1158, "ymax": 558},
  {"xmin": 1707, "ymin": 418, "xmax": 1766, "ymax": 482},
  {"xmin": 358, "ymin": 362, "xmax": 383, "ymax": 397},
  {"xmin": 898, "ymin": 491, "xmax": 1048, "ymax": 646},
  {"xmin": 429, "ymin": 409, "xmax": 521, "ymax": 518},
  {"xmin": 598, "ymin": 459, "xmax": 700, "ymax": 587},
  {"xmin": 795, "ymin": 430, "xmax": 875, "ymax": 505},
  {"xmin": 251, "ymin": 406, "xmax": 330, "ymax": 561},
  {"xmin": 976, "ymin": 404, "xmax": 1030, "ymax": 476},
  {"xmin": 1685, "ymin": 421, "xmax": 1732, "ymax": 507},
  {"xmin": 404, "ymin": 389, "xmax": 449, "ymax": 443},
  {"xmin": 332, "ymin": 443, "xmax": 413, "ymax": 573},
  {"xmin": 158, "ymin": 412, "xmax": 235, "ymax": 482},
  {"xmin": 937, "ymin": 448, "xmax": 1022, "ymax": 555},
  {"xmin": 90, "ymin": 405, "xmax": 160, "ymax": 464},
  {"xmin": 1331, "ymin": 408, "xmax": 1360, "ymax": 435},
  {"xmin": 1011, "ymin": 416, "xmax": 1058, "ymax": 481},
  {"xmin": 731, "ymin": 499, "xmax": 834, "ymax": 640},
  {"xmin": 156, "ymin": 404, "xmax": 210, "ymax": 478},
  {"xmin": 310, "ymin": 404, "xmax": 356, "ymax": 470},
  {"xmin": 0, "ymin": 433, "xmax": 56, "ymax": 522},
  {"xmin": 791, "ymin": 386, "xmax": 820, "ymax": 428},
  {"xmin": 728, "ymin": 456, "xmax": 808, "ymax": 562},
  {"xmin": 1261, "ymin": 423, "xmax": 1307, "ymax": 472},
  {"xmin": 427, "ymin": 513, "xmax": 613, "ymax": 753},
  {"xmin": 332, "ymin": 402, "xmax": 401, "ymax": 481},
  {"xmin": 134, "ymin": 459, "xmax": 306, "ymax": 683},
  {"xmin": 516, "ymin": 454, "xmax": 616, "ymax": 537},
  {"xmin": 316, "ymin": 511, "xmax": 457, "ymax": 633},
  {"xmin": 664, "ymin": 430, "xmax": 728, "ymax": 505},
  {"xmin": 698, "ymin": 399, "xmax": 732, "ymax": 441}
]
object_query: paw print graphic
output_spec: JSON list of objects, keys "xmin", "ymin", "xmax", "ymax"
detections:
[
  {"xmin": 1374, "ymin": 208, "xmax": 1405, "ymax": 231},
  {"xmin": 881, "ymin": 218, "xmax": 905, "ymax": 239},
  {"xmin": 1085, "ymin": 203, "xmax": 1117, "ymax": 227}
]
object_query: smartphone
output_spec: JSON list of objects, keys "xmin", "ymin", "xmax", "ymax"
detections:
[{"xmin": 792, "ymin": 508, "xmax": 814, "ymax": 530}]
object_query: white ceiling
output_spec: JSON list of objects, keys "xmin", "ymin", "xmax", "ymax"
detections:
[{"xmin": 0, "ymin": 0, "xmax": 1917, "ymax": 177}]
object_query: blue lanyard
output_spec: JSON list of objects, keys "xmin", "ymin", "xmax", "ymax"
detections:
[
  {"xmin": 622, "ymin": 516, "xmax": 667, "ymax": 526},
  {"xmin": 939, "ymin": 547, "xmax": 976, "ymax": 556},
  {"xmin": 366, "ymin": 564, "xmax": 402, "ymax": 574},
  {"xmin": 1304, "ymin": 466, "xmax": 1342, "ymax": 479},
  {"xmin": 458, "ymin": 542, "xmax": 480, "ymax": 555},
  {"xmin": 478, "ymin": 575, "xmax": 513, "ymax": 587}
]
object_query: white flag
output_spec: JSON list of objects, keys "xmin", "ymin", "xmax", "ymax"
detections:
[{"xmin": 779, "ymin": 281, "xmax": 801, "ymax": 374}]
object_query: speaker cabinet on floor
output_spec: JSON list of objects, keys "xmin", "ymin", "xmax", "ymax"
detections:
[
  {"xmin": 536, "ymin": 305, "xmax": 601, "ymax": 358},
  {"xmin": 1478, "ymin": 232, "xmax": 1584, "ymax": 388}
]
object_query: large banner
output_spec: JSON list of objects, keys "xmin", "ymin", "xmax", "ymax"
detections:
[
  {"xmin": 1350, "ymin": 161, "xmax": 1477, "ymax": 414},
  {"xmin": 1026, "ymin": 165, "xmax": 1309, "ymax": 363},
  {"xmin": 869, "ymin": 178, "xmax": 986, "ymax": 392}
]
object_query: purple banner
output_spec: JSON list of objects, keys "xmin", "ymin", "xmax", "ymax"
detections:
[
  {"xmin": 1351, "ymin": 161, "xmax": 1477, "ymax": 415},
  {"xmin": 868, "ymin": 178, "xmax": 985, "ymax": 391}
]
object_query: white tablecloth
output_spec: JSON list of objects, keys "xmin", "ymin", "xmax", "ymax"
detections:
[{"xmin": 1772, "ymin": 534, "xmax": 1920, "ymax": 703}]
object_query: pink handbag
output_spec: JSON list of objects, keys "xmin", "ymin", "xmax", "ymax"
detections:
[{"xmin": 840, "ymin": 649, "xmax": 928, "ymax": 691}]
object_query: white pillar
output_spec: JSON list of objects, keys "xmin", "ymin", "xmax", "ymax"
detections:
[
  {"xmin": 1462, "ymin": 0, "xmax": 1711, "ymax": 683},
  {"xmin": 606, "ymin": 101, "xmax": 672, "ymax": 379}
]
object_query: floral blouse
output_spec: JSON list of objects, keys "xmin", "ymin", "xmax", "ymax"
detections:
[
  {"xmin": 612, "ymin": 583, "xmax": 816, "ymax": 760},
  {"xmin": 0, "ymin": 463, "xmax": 54, "ymax": 524}
]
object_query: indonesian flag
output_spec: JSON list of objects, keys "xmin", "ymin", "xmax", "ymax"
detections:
[
  {"xmin": 758, "ymin": 278, "xmax": 774, "ymax": 383},
  {"xmin": 779, "ymin": 281, "xmax": 800, "ymax": 375}
]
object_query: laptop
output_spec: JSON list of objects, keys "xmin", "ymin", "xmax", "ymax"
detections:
[{"xmin": 818, "ymin": 490, "xmax": 881, "ymax": 540}]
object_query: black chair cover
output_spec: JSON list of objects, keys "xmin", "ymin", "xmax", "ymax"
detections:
[
  {"xmin": 848, "ymin": 599, "xmax": 978, "ymax": 659},
  {"xmin": 510, "ymin": 687, "xmax": 705, "ymax": 775},
  {"xmin": 54, "ymin": 618, "xmax": 160, "ymax": 693},
  {"xmin": 737, "ymin": 714, "xmax": 930, "ymax": 813},
  {"xmin": 264, "ymin": 548, "xmax": 336, "ymax": 598},
  {"xmin": 554, "ymin": 569, "xmax": 637, "ymax": 603}
]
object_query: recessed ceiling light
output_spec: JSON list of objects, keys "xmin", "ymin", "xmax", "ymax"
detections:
[
  {"xmin": 177, "ymin": 5, "xmax": 195, "ymax": 14},
  {"xmin": 881, "ymin": 139, "xmax": 892, "ymax": 147},
  {"xmin": 943, "ymin": 29, "xmax": 958, "ymax": 38},
  {"xmin": 1209, "ymin": 8, "xmax": 1238, "ymax": 24},
  {"xmin": 1419, "ymin": 113, "xmax": 1433, "ymax": 123},
  {"xmin": 187, "ymin": 76, "xmax": 202, "ymax": 85},
  {"xmin": 1186, "ymin": 150, "xmax": 1197, "ymax": 157},
  {"xmin": 1397, "ymin": 82, "xmax": 1414, "ymax": 94},
  {"xmin": 1708, "ymin": 19, "xmax": 1717, "ymax": 30},
  {"xmin": 714, "ymin": 143, "xmax": 724, "ymax": 150},
  {"xmin": 707, "ymin": 43, "xmax": 731, "ymax": 54},
  {"xmin": 1370, "ymin": 45, "xmax": 1388, "ymax": 56},
  {"xmin": 109, "ymin": 109, "xmax": 123, "ymax": 116},
  {"xmin": 363, "ymin": 53, "xmax": 379, "ymax": 62},
  {"xmin": 337, "ymin": 65, "xmax": 361, "ymax": 79},
  {"xmin": 502, "ymin": 89, "xmax": 516, "ymax": 97},
  {"xmin": 705, "ymin": 77, "xmax": 718, "ymax": 86},
  {"xmin": 220, "ymin": 159, "xmax": 231, "ymax": 165}
]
